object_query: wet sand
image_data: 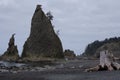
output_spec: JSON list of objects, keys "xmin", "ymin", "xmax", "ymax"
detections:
[{"xmin": 0, "ymin": 70, "xmax": 120, "ymax": 80}]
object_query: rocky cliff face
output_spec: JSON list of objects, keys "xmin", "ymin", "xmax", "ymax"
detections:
[
  {"xmin": 95, "ymin": 42, "xmax": 120, "ymax": 58},
  {"xmin": 83, "ymin": 37, "xmax": 120, "ymax": 58},
  {"xmin": 1, "ymin": 34, "xmax": 19, "ymax": 61},
  {"xmin": 22, "ymin": 5, "xmax": 64, "ymax": 60}
]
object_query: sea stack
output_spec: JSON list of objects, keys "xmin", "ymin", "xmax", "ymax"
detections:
[
  {"xmin": 1, "ymin": 34, "xmax": 19, "ymax": 61},
  {"xmin": 22, "ymin": 5, "xmax": 64, "ymax": 60}
]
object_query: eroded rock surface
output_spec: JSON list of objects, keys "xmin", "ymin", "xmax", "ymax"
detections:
[
  {"xmin": 1, "ymin": 34, "xmax": 19, "ymax": 61},
  {"xmin": 22, "ymin": 5, "xmax": 64, "ymax": 60}
]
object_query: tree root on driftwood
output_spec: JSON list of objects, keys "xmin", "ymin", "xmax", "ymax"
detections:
[{"xmin": 85, "ymin": 50, "xmax": 120, "ymax": 72}]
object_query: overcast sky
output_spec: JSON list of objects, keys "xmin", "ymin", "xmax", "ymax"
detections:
[{"xmin": 0, "ymin": 0, "xmax": 120, "ymax": 55}]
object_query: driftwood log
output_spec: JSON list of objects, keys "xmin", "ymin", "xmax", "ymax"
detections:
[{"xmin": 85, "ymin": 50, "xmax": 120, "ymax": 72}]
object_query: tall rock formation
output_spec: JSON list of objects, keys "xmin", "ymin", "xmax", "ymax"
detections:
[
  {"xmin": 22, "ymin": 5, "xmax": 64, "ymax": 60},
  {"xmin": 1, "ymin": 34, "xmax": 19, "ymax": 61}
]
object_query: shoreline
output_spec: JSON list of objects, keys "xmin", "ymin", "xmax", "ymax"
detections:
[{"xmin": 0, "ymin": 59, "xmax": 120, "ymax": 80}]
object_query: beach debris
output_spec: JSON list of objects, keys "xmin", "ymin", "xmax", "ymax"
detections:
[{"xmin": 85, "ymin": 50, "xmax": 120, "ymax": 72}]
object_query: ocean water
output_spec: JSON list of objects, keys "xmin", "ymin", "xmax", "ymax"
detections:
[{"xmin": 0, "ymin": 61, "xmax": 26, "ymax": 68}]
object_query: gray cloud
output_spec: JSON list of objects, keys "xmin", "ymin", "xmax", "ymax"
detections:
[{"xmin": 0, "ymin": 0, "xmax": 120, "ymax": 55}]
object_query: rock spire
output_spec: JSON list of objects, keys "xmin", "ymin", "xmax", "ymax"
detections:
[
  {"xmin": 1, "ymin": 34, "xmax": 19, "ymax": 61},
  {"xmin": 22, "ymin": 5, "xmax": 64, "ymax": 60}
]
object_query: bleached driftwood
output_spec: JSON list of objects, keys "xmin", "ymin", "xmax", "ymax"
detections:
[{"xmin": 85, "ymin": 50, "xmax": 120, "ymax": 72}]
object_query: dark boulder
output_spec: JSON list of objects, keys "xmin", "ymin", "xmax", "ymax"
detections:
[
  {"xmin": 22, "ymin": 5, "xmax": 64, "ymax": 60},
  {"xmin": 64, "ymin": 49, "xmax": 76, "ymax": 59}
]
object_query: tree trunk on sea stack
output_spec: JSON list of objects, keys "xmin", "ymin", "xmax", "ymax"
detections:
[{"xmin": 85, "ymin": 50, "xmax": 120, "ymax": 72}]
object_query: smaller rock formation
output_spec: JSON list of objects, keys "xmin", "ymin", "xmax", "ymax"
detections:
[
  {"xmin": 1, "ymin": 34, "xmax": 19, "ymax": 61},
  {"xmin": 85, "ymin": 50, "xmax": 120, "ymax": 72},
  {"xmin": 64, "ymin": 49, "xmax": 76, "ymax": 60}
]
